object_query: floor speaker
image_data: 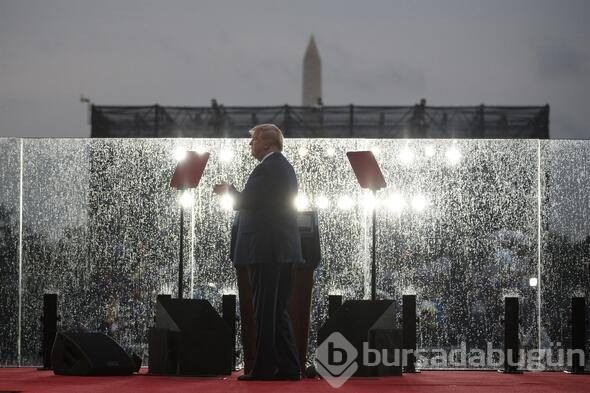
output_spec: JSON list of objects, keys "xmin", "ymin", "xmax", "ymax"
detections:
[
  {"xmin": 149, "ymin": 298, "xmax": 232, "ymax": 375},
  {"xmin": 51, "ymin": 332, "xmax": 135, "ymax": 376},
  {"xmin": 503, "ymin": 297, "xmax": 521, "ymax": 373},
  {"xmin": 318, "ymin": 300, "xmax": 402, "ymax": 376},
  {"xmin": 402, "ymin": 294, "xmax": 417, "ymax": 372},
  {"xmin": 40, "ymin": 293, "xmax": 58, "ymax": 370},
  {"xmin": 571, "ymin": 297, "xmax": 586, "ymax": 373}
]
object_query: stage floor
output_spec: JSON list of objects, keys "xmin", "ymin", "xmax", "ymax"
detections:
[{"xmin": 1, "ymin": 368, "xmax": 589, "ymax": 393}]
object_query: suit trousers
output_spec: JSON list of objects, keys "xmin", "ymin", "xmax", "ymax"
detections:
[{"xmin": 247, "ymin": 263, "xmax": 300, "ymax": 377}]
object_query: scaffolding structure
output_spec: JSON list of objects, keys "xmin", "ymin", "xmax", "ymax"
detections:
[{"xmin": 91, "ymin": 100, "xmax": 549, "ymax": 139}]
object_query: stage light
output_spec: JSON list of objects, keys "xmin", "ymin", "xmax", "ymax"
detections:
[
  {"xmin": 294, "ymin": 194, "xmax": 310, "ymax": 211},
  {"xmin": 399, "ymin": 146, "xmax": 414, "ymax": 164},
  {"xmin": 411, "ymin": 194, "xmax": 428, "ymax": 212},
  {"xmin": 337, "ymin": 195, "xmax": 354, "ymax": 210},
  {"xmin": 370, "ymin": 146, "xmax": 381, "ymax": 156},
  {"xmin": 221, "ymin": 287, "xmax": 237, "ymax": 295},
  {"xmin": 315, "ymin": 195, "xmax": 330, "ymax": 209},
  {"xmin": 173, "ymin": 147, "xmax": 187, "ymax": 162},
  {"xmin": 220, "ymin": 194, "xmax": 234, "ymax": 210},
  {"xmin": 446, "ymin": 145, "xmax": 461, "ymax": 165},
  {"xmin": 424, "ymin": 145, "xmax": 436, "ymax": 157},
  {"xmin": 219, "ymin": 149, "xmax": 234, "ymax": 163},
  {"xmin": 298, "ymin": 146, "xmax": 309, "ymax": 157},
  {"xmin": 179, "ymin": 191, "xmax": 193, "ymax": 208},
  {"xmin": 385, "ymin": 192, "xmax": 405, "ymax": 213},
  {"xmin": 529, "ymin": 277, "xmax": 538, "ymax": 287},
  {"xmin": 361, "ymin": 192, "xmax": 377, "ymax": 210},
  {"xmin": 194, "ymin": 145, "xmax": 208, "ymax": 155},
  {"xmin": 159, "ymin": 284, "xmax": 173, "ymax": 295},
  {"xmin": 326, "ymin": 147, "xmax": 336, "ymax": 157},
  {"xmin": 330, "ymin": 289, "xmax": 343, "ymax": 297}
]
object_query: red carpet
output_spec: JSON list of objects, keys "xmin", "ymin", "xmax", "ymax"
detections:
[{"xmin": 1, "ymin": 368, "xmax": 589, "ymax": 393}]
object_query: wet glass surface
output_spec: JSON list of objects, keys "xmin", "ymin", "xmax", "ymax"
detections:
[{"xmin": 0, "ymin": 138, "xmax": 588, "ymax": 369}]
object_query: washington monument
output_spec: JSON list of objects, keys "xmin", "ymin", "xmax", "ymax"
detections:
[{"xmin": 302, "ymin": 35, "xmax": 322, "ymax": 106}]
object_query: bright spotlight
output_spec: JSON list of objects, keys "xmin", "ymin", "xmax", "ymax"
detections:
[
  {"xmin": 315, "ymin": 195, "xmax": 330, "ymax": 209},
  {"xmin": 529, "ymin": 277, "xmax": 538, "ymax": 287},
  {"xmin": 337, "ymin": 195, "xmax": 354, "ymax": 210},
  {"xmin": 399, "ymin": 146, "xmax": 414, "ymax": 164},
  {"xmin": 411, "ymin": 194, "xmax": 428, "ymax": 212},
  {"xmin": 298, "ymin": 146, "xmax": 309, "ymax": 157},
  {"xmin": 173, "ymin": 147, "xmax": 187, "ymax": 162},
  {"xmin": 294, "ymin": 194, "xmax": 310, "ymax": 211},
  {"xmin": 361, "ymin": 193, "xmax": 377, "ymax": 210},
  {"xmin": 219, "ymin": 149, "xmax": 234, "ymax": 163},
  {"xmin": 179, "ymin": 191, "xmax": 193, "ymax": 208},
  {"xmin": 446, "ymin": 146, "xmax": 461, "ymax": 165},
  {"xmin": 194, "ymin": 145, "xmax": 208, "ymax": 155},
  {"xmin": 220, "ymin": 193, "xmax": 234, "ymax": 210},
  {"xmin": 385, "ymin": 192, "xmax": 405, "ymax": 213},
  {"xmin": 326, "ymin": 147, "xmax": 336, "ymax": 157},
  {"xmin": 221, "ymin": 287, "xmax": 237, "ymax": 295},
  {"xmin": 424, "ymin": 145, "xmax": 436, "ymax": 157}
]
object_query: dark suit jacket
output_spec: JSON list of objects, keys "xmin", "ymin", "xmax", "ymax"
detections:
[{"xmin": 231, "ymin": 152, "xmax": 303, "ymax": 266}]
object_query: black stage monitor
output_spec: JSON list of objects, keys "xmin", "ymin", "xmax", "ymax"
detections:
[
  {"xmin": 318, "ymin": 300, "xmax": 402, "ymax": 377},
  {"xmin": 51, "ymin": 332, "xmax": 135, "ymax": 376},
  {"xmin": 149, "ymin": 297, "xmax": 232, "ymax": 376}
]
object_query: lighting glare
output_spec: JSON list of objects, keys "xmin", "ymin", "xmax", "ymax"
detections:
[
  {"xmin": 424, "ymin": 145, "xmax": 436, "ymax": 157},
  {"xmin": 370, "ymin": 146, "xmax": 381, "ymax": 156},
  {"xmin": 446, "ymin": 146, "xmax": 461, "ymax": 165},
  {"xmin": 219, "ymin": 149, "xmax": 234, "ymax": 163},
  {"xmin": 294, "ymin": 194, "xmax": 310, "ymax": 211},
  {"xmin": 361, "ymin": 193, "xmax": 377, "ymax": 210},
  {"xmin": 399, "ymin": 146, "xmax": 414, "ymax": 164},
  {"xmin": 221, "ymin": 287, "xmax": 237, "ymax": 295},
  {"xmin": 529, "ymin": 277, "xmax": 538, "ymax": 287},
  {"xmin": 194, "ymin": 145, "xmax": 208, "ymax": 155},
  {"xmin": 315, "ymin": 195, "xmax": 330, "ymax": 209},
  {"xmin": 179, "ymin": 191, "xmax": 193, "ymax": 208},
  {"xmin": 385, "ymin": 192, "xmax": 405, "ymax": 213},
  {"xmin": 220, "ymin": 194, "xmax": 234, "ymax": 210},
  {"xmin": 174, "ymin": 147, "xmax": 187, "ymax": 162},
  {"xmin": 326, "ymin": 147, "xmax": 336, "ymax": 157},
  {"xmin": 337, "ymin": 195, "xmax": 354, "ymax": 210},
  {"xmin": 411, "ymin": 194, "xmax": 428, "ymax": 212},
  {"xmin": 298, "ymin": 147, "xmax": 309, "ymax": 157}
]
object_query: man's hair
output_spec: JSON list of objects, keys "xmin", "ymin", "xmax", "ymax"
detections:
[{"xmin": 249, "ymin": 123, "xmax": 284, "ymax": 151}]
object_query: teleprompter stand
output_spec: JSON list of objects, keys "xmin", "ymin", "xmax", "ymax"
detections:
[
  {"xmin": 346, "ymin": 151, "xmax": 386, "ymax": 301},
  {"xmin": 169, "ymin": 151, "xmax": 209, "ymax": 299}
]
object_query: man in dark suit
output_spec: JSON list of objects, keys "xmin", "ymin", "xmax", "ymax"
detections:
[{"xmin": 213, "ymin": 124, "xmax": 303, "ymax": 380}]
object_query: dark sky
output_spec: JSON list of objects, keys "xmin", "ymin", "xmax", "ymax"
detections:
[{"xmin": 0, "ymin": 0, "xmax": 588, "ymax": 138}]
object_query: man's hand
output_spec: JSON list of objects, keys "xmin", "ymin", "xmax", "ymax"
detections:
[{"xmin": 213, "ymin": 181, "xmax": 235, "ymax": 195}]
